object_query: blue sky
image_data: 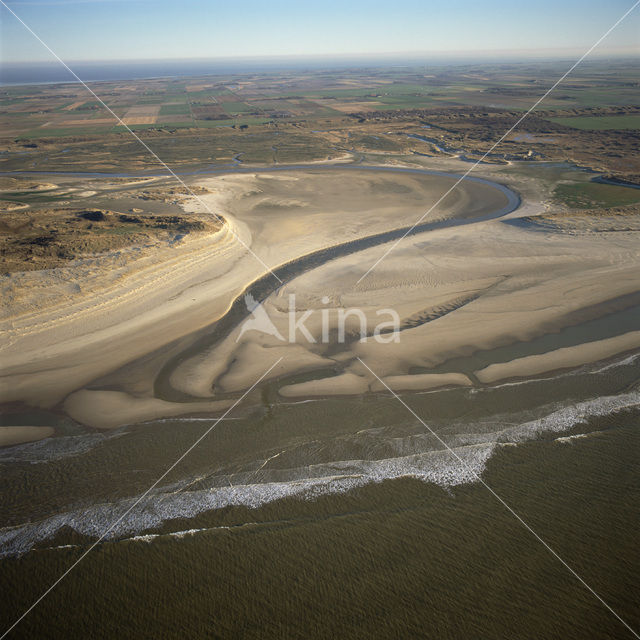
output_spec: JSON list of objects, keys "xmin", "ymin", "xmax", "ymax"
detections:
[{"xmin": 1, "ymin": 0, "xmax": 639, "ymax": 63}]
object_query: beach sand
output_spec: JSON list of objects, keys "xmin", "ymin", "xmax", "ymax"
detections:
[
  {"xmin": 0, "ymin": 426, "xmax": 54, "ymax": 447},
  {"xmin": 475, "ymin": 330, "xmax": 640, "ymax": 384},
  {"xmin": 174, "ymin": 213, "xmax": 639, "ymax": 401},
  {"xmin": 1, "ymin": 163, "xmax": 638, "ymax": 429},
  {"xmin": 63, "ymin": 390, "xmax": 233, "ymax": 430}
]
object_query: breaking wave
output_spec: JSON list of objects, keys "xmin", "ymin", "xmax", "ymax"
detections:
[
  {"xmin": 0, "ymin": 432, "xmax": 122, "ymax": 464},
  {"xmin": 0, "ymin": 443, "xmax": 495, "ymax": 558},
  {"xmin": 1, "ymin": 389, "xmax": 638, "ymax": 558}
]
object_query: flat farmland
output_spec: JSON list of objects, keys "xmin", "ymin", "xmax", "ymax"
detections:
[
  {"xmin": 0, "ymin": 60, "xmax": 637, "ymax": 148},
  {"xmin": 120, "ymin": 105, "xmax": 160, "ymax": 125}
]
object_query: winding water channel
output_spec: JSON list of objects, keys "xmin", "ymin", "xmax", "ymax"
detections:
[{"xmin": 141, "ymin": 165, "xmax": 522, "ymax": 401}]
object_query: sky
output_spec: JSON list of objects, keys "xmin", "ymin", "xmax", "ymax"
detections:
[{"xmin": 1, "ymin": 0, "xmax": 639, "ymax": 63}]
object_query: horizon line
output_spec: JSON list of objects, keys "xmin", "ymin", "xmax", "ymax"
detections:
[{"xmin": 4, "ymin": 45, "xmax": 639, "ymax": 66}]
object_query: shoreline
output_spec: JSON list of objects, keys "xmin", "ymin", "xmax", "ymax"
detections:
[
  {"xmin": 1, "ymin": 160, "xmax": 639, "ymax": 436},
  {"xmin": 0, "ymin": 164, "xmax": 516, "ymax": 412},
  {"xmin": 2, "ymin": 340, "xmax": 639, "ymax": 447}
]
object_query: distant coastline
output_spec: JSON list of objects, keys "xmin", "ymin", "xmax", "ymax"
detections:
[{"xmin": 2, "ymin": 53, "xmax": 639, "ymax": 86}]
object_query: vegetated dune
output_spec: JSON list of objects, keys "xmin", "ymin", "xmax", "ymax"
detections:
[{"xmin": 0, "ymin": 207, "xmax": 219, "ymax": 273}]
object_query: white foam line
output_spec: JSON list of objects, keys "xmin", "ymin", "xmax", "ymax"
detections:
[
  {"xmin": 255, "ymin": 450, "xmax": 286, "ymax": 472},
  {"xmin": 357, "ymin": 357, "xmax": 639, "ymax": 639},
  {"xmin": 0, "ymin": 357, "xmax": 283, "ymax": 640},
  {"xmin": 147, "ymin": 417, "xmax": 243, "ymax": 424},
  {"xmin": 555, "ymin": 433, "xmax": 593, "ymax": 444},
  {"xmin": 127, "ymin": 527, "xmax": 210, "ymax": 543},
  {"xmin": 2, "ymin": 389, "xmax": 638, "ymax": 562},
  {"xmin": 0, "ymin": 432, "xmax": 121, "ymax": 464},
  {"xmin": 493, "ymin": 391, "xmax": 639, "ymax": 443},
  {"xmin": 48, "ymin": 522, "xmax": 263, "ymax": 551},
  {"xmin": 592, "ymin": 351, "xmax": 640, "ymax": 374},
  {"xmin": 479, "ymin": 370, "xmax": 581, "ymax": 389},
  {"xmin": 0, "ymin": 444, "xmax": 498, "ymax": 558}
]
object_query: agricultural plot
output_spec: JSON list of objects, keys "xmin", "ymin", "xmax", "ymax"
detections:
[
  {"xmin": 0, "ymin": 61, "xmax": 637, "ymax": 170},
  {"xmin": 120, "ymin": 105, "xmax": 160, "ymax": 125},
  {"xmin": 221, "ymin": 101, "xmax": 255, "ymax": 114},
  {"xmin": 159, "ymin": 103, "xmax": 191, "ymax": 115}
]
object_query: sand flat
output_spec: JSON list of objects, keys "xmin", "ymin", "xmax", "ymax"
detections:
[
  {"xmin": 1, "ymin": 167, "xmax": 495, "ymax": 410},
  {"xmin": 372, "ymin": 373, "xmax": 473, "ymax": 392},
  {"xmin": 0, "ymin": 426, "xmax": 54, "ymax": 447},
  {"xmin": 279, "ymin": 373, "xmax": 370, "ymax": 397},
  {"xmin": 63, "ymin": 390, "xmax": 233, "ymax": 430},
  {"xmin": 1, "ymin": 164, "xmax": 639, "ymax": 427},
  {"xmin": 475, "ymin": 331, "xmax": 640, "ymax": 384},
  {"xmin": 177, "ymin": 210, "xmax": 640, "ymax": 400}
]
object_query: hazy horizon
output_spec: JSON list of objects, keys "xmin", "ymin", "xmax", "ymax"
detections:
[
  {"xmin": 2, "ymin": 49, "xmax": 638, "ymax": 86},
  {"xmin": 1, "ymin": 0, "xmax": 638, "ymax": 64}
]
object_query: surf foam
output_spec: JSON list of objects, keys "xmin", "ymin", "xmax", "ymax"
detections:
[{"xmin": 1, "ymin": 389, "xmax": 638, "ymax": 558}]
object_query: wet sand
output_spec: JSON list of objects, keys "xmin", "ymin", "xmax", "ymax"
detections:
[
  {"xmin": 0, "ymin": 426, "xmax": 54, "ymax": 447},
  {"xmin": 0, "ymin": 351, "xmax": 638, "ymax": 639},
  {"xmin": 169, "ymin": 210, "xmax": 640, "ymax": 403},
  {"xmin": 0, "ymin": 161, "xmax": 638, "ymax": 434},
  {"xmin": 0, "ymin": 164, "xmax": 517, "ymax": 428}
]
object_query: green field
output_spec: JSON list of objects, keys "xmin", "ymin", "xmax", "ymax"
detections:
[
  {"xmin": 20, "ymin": 126, "xmax": 117, "ymax": 138},
  {"xmin": 112, "ymin": 122, "xmax": 196, "ymax": 132},
  {"xmin": 548, "ymin": 115, "xmax": 640, "ymax": 130},
  {"xmin": 134, "ymin": 96, "xmax": 166, "ymax": 104},
  {"xmin": 196, "ymin": 116, "xmax": 271, "ymax": 127},
  {"xmin": 554, "ymin": 182, "xmax": 640, "ymax": 208},
  {"xmin": 159, "ymin": 103, "xmax": 192, "ymax": 115}
]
